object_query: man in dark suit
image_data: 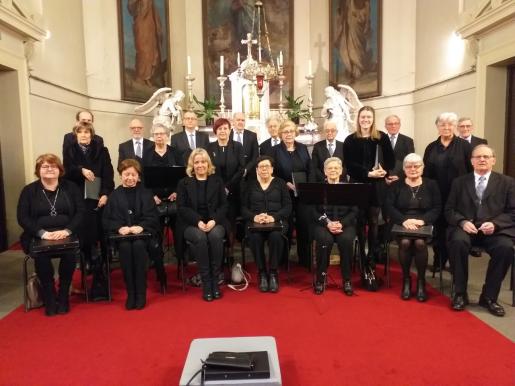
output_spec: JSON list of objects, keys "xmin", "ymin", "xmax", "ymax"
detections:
[
  {"xmin": 231, "ymin": 112, "xmax": 259, "ymax": 178},
  {"xmin": 170, "ymin": 111, "xmax": 209, "ymax": 166},
  {"xmin": 117, "ymin": 118, "xmax": 153, "ymax": 167},
  {"xmin": 311, "ymin": 121, "xmax": 345, "ymax": 182},
  {"xmin": 445, "ymin": 145, "xmax": 514, "ymax": 316},
  {"xmin": 384, "ymin": 115, "xmax": 415, "ymax": 184},
  {"xmin": 62, "ymin": 110, "xmax": 103, "ymax": 153},
  {"xmin": 457, "ymin": 117, "xmax": 487, "ymax": 149},
  {"xmin": 259, "ymin": 116, "xmax": 282, "ymax": 157}
]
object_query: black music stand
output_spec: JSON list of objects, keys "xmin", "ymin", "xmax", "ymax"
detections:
[{"xmin": 297, "ymin": 183, "xmax": 372, "ymax": 291}]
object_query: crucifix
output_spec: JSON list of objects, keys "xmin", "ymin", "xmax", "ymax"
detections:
[{"xmin": 241, "ymin": 32, "xmax": 257, "ymax": 60}]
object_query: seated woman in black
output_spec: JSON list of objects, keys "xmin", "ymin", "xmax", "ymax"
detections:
[
  {"xmin": 206, "ymin": 118, "xmax": 245, "ymax": 248},
  {"xmin": 63, "ymin": 122, "xmax": 114, "ymax": 297},
  {"xmin": 141, "ymin": 123, "xmax": 181, "ymax": 290},
  {"xmin": 313, "ymin": 157, "xmax": 358, "ymax": 296},
  {"xmin": 241, "ymin": 156, "xmax": 292, "ymax": 293},
  {"xmin": 17, "ymin": 154, "xmax": 84, "ymax": 316},
  {"xmin": 176, "ymin": 148, "xmax": 228, "ymax": 301},
  {"xmin": 271, "ymin": 120, "xmax": 313, "ymax": 268},
  {"xmin": 385, "ymin": 153, "xmax": 441, "ymax": 301},
  {"xmin": 103, "ymin": 159, "xmax": 160, "ymax": 310}
]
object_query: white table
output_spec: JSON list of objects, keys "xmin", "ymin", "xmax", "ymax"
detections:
[{"xmin": 179, "ymin": 336, "xmax": 282, "ymax": 386}]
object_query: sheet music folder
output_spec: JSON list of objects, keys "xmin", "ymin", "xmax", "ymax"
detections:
[
  {"xmin": 143, "ymin": 166, "xmax": 186, "ymax": 190},
  {"xmin": 84, "ymin": 178, "xmax": 101, "ymax": 200},
  {"xmin": 391, "ymin": 224, "xmax": 433, "ymax": 238},
  {"xmin": 31, "ymin": 236, "xmax": 80, "ymax": 254},
  {"xmin": 297, "ymin": 182, "xmax": 371, "ymax": 207}
]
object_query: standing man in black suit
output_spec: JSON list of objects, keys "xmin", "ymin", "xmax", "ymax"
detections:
[
  {"xmin": 62, "ymin": 110, "xmax": 103, "ymax": 153},
  {"xmin": 311, "ymin": 121, "xmax": 345, "ymax": 182},
  {"xmin": 446, "ymin": 145, "xmax": 514, "ymax": 316},
  {"xmin": 457, "ymin": 117, "xmax": 488, "ymax": 149},
  {"xmin": 117, "ymin": 118, "xmax": 153, "ymax": 167},
  {"xmin": 259, "ymin": 115, "xmax": 282, "ymax": 157},
  {"xmin": 170, "ymin": 111, "xmax": 210, "ymax": 166},
  {"xmin": 384, "ymin": 115, "xmax": 415, "ymax": 185},
  {"xmin": 231, "ymin": 112, "xmax": 259, "ymax": 178}
]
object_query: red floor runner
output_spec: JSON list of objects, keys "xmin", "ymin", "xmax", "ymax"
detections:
[{"xmin": 0, "ymin": 264, "xmax": 513, "ymax": 385}]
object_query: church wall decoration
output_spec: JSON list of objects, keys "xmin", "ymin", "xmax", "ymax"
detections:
[
  {"xmin": 329, "ymin": 0, "xmax": 382, "ymax": 98},
  {"xmin": 202, "ymin": 0, "xmax": 293, "ymax": 109},
  {"xmin": 118, "ymin": 0, "xmax": 171, "ymax": 102}
]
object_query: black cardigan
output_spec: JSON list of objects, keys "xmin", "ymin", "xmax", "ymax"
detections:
[
  {"xmin": 17, "ymin": 179, "xmax": 85, "ymax": 252},
  {"xmin": 102, "ymin": 184, "xmax": 160, "ymax": 236},
  {"xmin": 271, "ymin": 141, "xmax": 313, "ymax": 183},
  {"xmin": 206, "ymin": 141, "xmax": 245, "ymax": 195},
  {"xmin": 241, "ymin": 177, "xmax": 292, "ymax": 223}
]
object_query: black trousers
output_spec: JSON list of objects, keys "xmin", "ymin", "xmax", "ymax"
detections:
[
  {"xmin": 184, "ymin": 225, "xmax": 225, "ymax": 283},
  {"xmin": 248, "ymin": 230, "xmax": 285, "ymax": 274},
  {"xmin": 118, "ymin": 239, "xmax": 148, "ymax": 296},
  {"xmin": 313, "ymin": 224, "xmax": 356, "ymax": 281},
  {"xmin": 289, "ymin": 198, "xmax": 311, "ymax": 268},
  {"xmin": 34, "ymin": 251, "xmax": 76, "ymax": 291},
  {"xmin": 433, "ymin": 214, "xmax": 449, "ymax": 268},
  {"xmin": 447, "ymin": 228, "xmax": 513, "ymax": 300}
]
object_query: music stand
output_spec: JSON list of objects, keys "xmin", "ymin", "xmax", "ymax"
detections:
[{"xmin": 297, "ymin": 183, "xmax": 372, "ymax": 292}]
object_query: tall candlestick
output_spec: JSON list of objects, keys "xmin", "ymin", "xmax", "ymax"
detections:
[
  {"xmin": 187, "ymin": 56, "xmax": 191, "ymax": 75},
  {"xmin": 308, "ymin": 59, "xmax": 312, "ymax": 76},
  {"xmin": 220, "ymin": 56, "xmax": 224, "ymax": 76}
]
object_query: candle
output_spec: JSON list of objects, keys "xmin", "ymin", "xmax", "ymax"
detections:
[
  {"xmin": 220, "ymin": 55, "xmax": 224, "ymax": 76},
  {"xmin": 258, "ymin": 47, "xmax": 262, "ymax": 62},
  {"xmin": 277, "ymin": 56, "xmax": 280, "ymax": 68},
  {"xmin": 279, "ymin": 51, "xmax": 283, "ymax": 66},
  {"xmin": 308, "ymin": 59, "xmax": 312, "ymax": 76},
  {"xmin": 237, "ymin": 52, "xmax": 241, "ymax": 66},
  {"xmin": 187, "ymin": 56, "xmax": 191, "ymax": 75}
]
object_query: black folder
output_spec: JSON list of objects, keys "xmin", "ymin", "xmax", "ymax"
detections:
[
  {"xmin": 31, "ymin": 236, "xmax": 79, "ymax": 254},
  {"xmin": 248, "ymin": 222, "xmax": 283, "ymax": 232},
  {"xmin": 391, "ymin": 224, "xmax": 433, "ymax": 238},
  {"xmin": 203, "ymin": 351, "xmax": 270, "ymax": 381}
]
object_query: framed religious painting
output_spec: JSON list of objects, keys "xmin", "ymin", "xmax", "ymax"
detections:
[
  {"xmin": 329, "ymin": 0, "xmax": 382, "ymax": 98},
  {"xmin": 118, "ymin": 0, "xmax": 170, "ymax": 102},
  {"xmin": 202, "ymin": 0, "xmax": 294, "ymax": 108}
]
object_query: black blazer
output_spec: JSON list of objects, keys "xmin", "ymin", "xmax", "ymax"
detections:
[
  {"xmin": 63, "ymin": 138, "xmax": 115, "ymax": 198},
  {"xmin": 445, "ymin": 172, "xmax": 515, "ymax": 239},
  {"xmin": 102, "ymin": 184, "xmax": 159, "ymax": 236},
  {"xmin": 259, "ymin": 137, "xmax": 281, "ymax": 157},
  {"xmin": 389, "ymin": 133, "xmax": 415, "ymax": 177},
  {"xmin": 271, "ymin": 141, "xmax": 313, "ymax": 184},
  {"xmin": 385, "ymin": 178, "xmax": 441, "ymax": 225},
  {"xmin": 117, "ymin": 138, "xmax": 154, "ymax": 167},
  {"xmin": 170, "ymin": 130, "xmax": 210, "ymax": 166},
  {"xmin": 311, "ymin": 139, "xmax": 345, "ymax": 182},
  {"xmin": 423, "ymin": 136, "xmax": 472, "ymax": 199},
  {"xmin": 470, "ymin": 135, "xmax": 488, "ymax": 149},
  {"xmin": 62, "ymin": 131, "xmax": 104, "ymax": 154},
  {"xmin": 230, "ymin": 129, "xmax": 259, "ymax": 175},
  {"xmin": 241, "ymin": 177, "xmax": 292, "ymax": 223},
  {"xmin": 206, "ymin": 141, "xmax": 245, "ymax": 195}
]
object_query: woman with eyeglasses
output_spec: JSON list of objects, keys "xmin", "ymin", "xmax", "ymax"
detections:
[
  {"xmin": 423, "ymin": 112, "xmax": 472, "ymax": 273},
  {"xmin": 385, "ymin": 153, "xmax": 441, "ymax": 301}
]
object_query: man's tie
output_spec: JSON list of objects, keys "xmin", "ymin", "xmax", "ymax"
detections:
[
  {"xmin": 273, "ymin": 138, "xmax": 279, "ymax": 147},
  {"xmin": 389, "ymin": 135, "xmax": 396, "ymax": 149},
  {"xmin": 135, "ymin": 141, "xmax": 142, "ymax": 158},
  {"xmin": 189, "ymin": 134, "xmax": 196, "ymax": 150},
  {"xmin": 328, "ymin": 142, "xmax": 334, "ymax": 156},
  {"xmin": 476, "ymin": 176, "xmax": 486, "ymax": 203},
  {"xmin": 236, "ymin": 132, "xmax": 243, "ymax": 145}
]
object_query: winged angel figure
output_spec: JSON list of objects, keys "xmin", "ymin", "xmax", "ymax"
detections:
[
  {"xmin": 134, "ymin": 87, "xmax": 185, "ymax": 132},
  {"xmin": 321, "ymin": 84, "xmax": 363, "ymax": 141}
]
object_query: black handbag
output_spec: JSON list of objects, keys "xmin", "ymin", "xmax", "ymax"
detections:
[{"xmin": 156, "ymin": 201, "xmax": 177, "ymax": 217}]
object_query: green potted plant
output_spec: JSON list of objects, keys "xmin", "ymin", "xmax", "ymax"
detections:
[
  {"xmin": 193, "ymin": 95, "xmax": 218, "ymax": 126},
  {"xmin": 285, "ymin": 95, "xmax": 311, "ymax": 124}
]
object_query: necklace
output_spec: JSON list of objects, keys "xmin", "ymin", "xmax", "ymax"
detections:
[
  {"xmin": 42, "ymin": 188, "xmax": 60, "ymax": 216},
  {"xmin": 409, "ymin": 185, "xmax": 421, "ymax": 199}
]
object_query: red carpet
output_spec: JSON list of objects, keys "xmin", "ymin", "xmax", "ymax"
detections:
[{"xmin": 0, "ymin": 264, "xmax": 513, "ymax": 386}]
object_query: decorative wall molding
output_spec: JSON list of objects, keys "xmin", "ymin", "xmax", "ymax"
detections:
[
  {"xmin": 457, "ymin": 0, "xmax": 515, "ymax": 39},
  {"xmin": 0, "ymin": 0, "xmax": 45, "ymax": 41}
]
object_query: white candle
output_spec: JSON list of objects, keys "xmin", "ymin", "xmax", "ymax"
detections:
[
  {"xmin": 279, "ymin": 51, "xmax": 283, "ymax": 66},
  {"xmin": 258, "ymin": 47, "xmax": 262, "ymax": 62},
  {"xmin": 277, "ymin": 56, "xmax": 280, "ymax": 67},
  {"xmin": 220, "ymin": 56, "xmax": 224, "ymax": 76},
  {"xmin": 308, "ymin": 59, "xmax": 312, "ymax": 76},
  {"xmin": 187, "ymin": 56, "xmax": 191, "ymax": 75},
  {"xmin": 237, "ymin": 52, "xmax": 241, "ymax": 66}
]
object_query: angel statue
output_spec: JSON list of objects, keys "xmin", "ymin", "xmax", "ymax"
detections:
[
  {"xmin": 134, "ymin": 87, "xmax": 185, "ymax": 132},
  {"xmin": 321, "ymin": 85, "xmax": 363, "ymax": 142}
]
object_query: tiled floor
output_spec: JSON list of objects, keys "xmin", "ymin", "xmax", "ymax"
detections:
[{"xmin": 1, "ymin": 248, "xmax": 513, "ymax": 341}]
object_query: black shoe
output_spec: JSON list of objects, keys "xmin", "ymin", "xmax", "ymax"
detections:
[
  {"xmin": 212, "ymin": 281, "xmax": 222, "ymax": 300},
  {"xmin": 478, "ymin": 295, "xmax": 505, "ymax": 317},
  {"xmin": 135, "ymin": 294, "xmax": 146, "ymax": 310},
  {"xmin": 314, "ymin": 281, "xmax": 324, "ymax": 295},
  {"xmin": 125, "ymin": 293, "xmax": 136, "ymax": 310},
  {"xmin": 45, "ymin": 301, "xmax": 57, "ymax": 317},
  {"xmin": 343, "ymin": 280, "xmax": 353, "ymax": 296},
  {"xmin": 202, "ymin": 284, "xmax": 213, "ymax": 302},
  {"xmin": 401, "ymin": 277, "xmax": 411, "ymax": 300},
  {"xmin": 269, "ymin": 273, "xmax": 279, "ymax": 293},
  {"xmin": 451, "ymin": 293, "xmax": 466, "ymax": 311},
  {"xmin": 416, "ymin": 279, "xmax": 427, "ymax": 302},
  {"xmin": 258, "ymin": 274, "xmax": 269, "ymax": 292},
  {"xmin": 57, "ymin": 298, "xmax": 70, "ymax": 314}
]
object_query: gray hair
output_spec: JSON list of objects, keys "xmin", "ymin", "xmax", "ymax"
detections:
[
  {"xmin": 385, "ymin": 114, "xmax": 401, "ymax": 123},
  {"xmin": 472, "ymin": 144, "xmax": 496, "ymax": 157},
  {"xmin": 324, "ymin": 157, "xmax": 343, "ymax": 170},
  {"xmin": 323, "ymin": 120, "xmax": 338, "ymax": 131},
  {"xmin": 151, "ymin": 123, "xmax": 169, "ymax": 135},
  {"xmin": 403, "ymin": 153, "xmax": 424, "ymax": 168},
  {"xmin": 266, "ymin": 115, "xmax": 282, "ymax": 126},
  {"xmin": 435, "ymin": 112, "xmax": 458, "ymax": 126},
  {"xmin": 458, "ymin": 117, "xmax": 473, "ymax": 125}
]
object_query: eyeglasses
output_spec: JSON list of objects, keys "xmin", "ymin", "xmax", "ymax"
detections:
[
  {"xmin": 40, "ymin": 165, "xmax": 58, "ymax": 170},
  {"xmin": 184, "ymin": 117, "xmax": 197, "ymax": 120},
  {"xmin": 472, "ymin": 155, "xmax": 494, "ymax": 160},
  {"xmin": 405, "ymin": 164, "xmax": 422, "ymax": 169},
  {"xmin": 153, "ymin": 132, "xmax": 167, "ymax": 136},
  {"xmin": 130, "ymin": 126, "xmax": 143, "ymax": 130},
  {"xmin": 282, "ymin": 130, "xmax": 295, "ymax": 134},
  {"xmin": 258, "ymin": 164, "xmax": 272, "ymax": 169}
]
